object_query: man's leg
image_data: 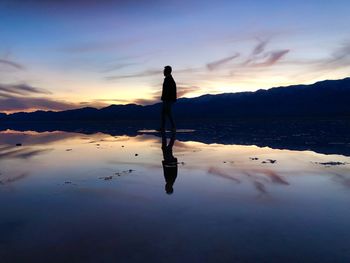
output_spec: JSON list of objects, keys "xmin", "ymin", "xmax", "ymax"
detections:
[
  {"xmin": 160, "ymin": 102, "xmax": 166, "ymax": 130},
  {"xmin": 167, "ymin": 102, "xmax": 176, "ymax": 130}
]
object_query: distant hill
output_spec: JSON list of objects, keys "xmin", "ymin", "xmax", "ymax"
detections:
[{"xmin": 1, "ymin": 77, "xmax": 350, "ymax": 122}]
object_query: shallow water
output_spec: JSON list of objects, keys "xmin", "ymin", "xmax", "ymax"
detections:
[{"xmin": 1, "ymin": 129, "xmax": 350, "ymax": 263}]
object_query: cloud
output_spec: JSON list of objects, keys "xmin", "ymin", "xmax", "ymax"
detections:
[
  {"xmin": 132, "ymin": 98, "xmax": 158, "ymax": 105},
  {"xmin": 0, "ymin": 59, "xmax": 24, "ymax": 70},
  {"xmin": 321, "ymin": 41, "xmax": 350, "ymax": 69},
  {"xmin": 248, "ymin": 49, "xmax": 290, "ymax": 67},
  {"xmin": 252, "ymin": 39, "xmax": 268, "ymax": 56},
  {"xmin": 133, "ymin": 85, "xmax": 200, "ymax": 105},
  {"xmin": 275, "ymin": 40, "xmax": 350, "ymax": 82},
  {"xmin": 61, "ymin": 38, "xmax": 143, "ymax": 53},
  {"xmin": 100, "ymin": 62, "xmax": 138, "ymax": 73},
  {"xmin": 3, "ymin": 0, "xmax": 157, "ymax": 10},
  {"xmin": 0, "ymin": 83, "xmax": 80, "ymax": 112},
  {"xmin": 0, "ymin": 96, "xmax": 80, "ymax": 112},
  {"xmin": 331, "ymin": 42, "xmax": 350, "ymax": 61},
  {"xmin": 240, "ymin": 38, "xmax": 289, "ymax": 68},
  {"xmin": 132, "ymin": 88, "xmax": 160, "ymax": 105},
  {"xmin": 0, "ymin": 82, "xmax": 131, "ymax": 112},
  {"xmin": 79, "ymin": 98, "xmax": 131, "ymax": 108},
  {"xmin": 206, "ymin": 53, "xmax": 240, "ymax": 71},
  {"xmin": 105, "ymin": 66, "xmax": 204, "ymax": 81},
  {"xmin": 106, "ymin": 69, "xmax": 160, "ymax": 80},
  {"xmin": 203, "ymin": 39, "xmax": 288, "ymax": 73},
  {"xmin": 104, "ymin": 64, "xmax": 207, "ymax": 87},
  {"xmin": 89, "ymin": 98, "xmax": 130, "ymax": 103},
  {"xmin": 177, "ymin": 85, "xmax": 199, "ymax": 97},
  {"xmin": 260, "ymin": 50, "xmax": 290, "ymax": 66},
  {"xmin": 242, "ymin": 39, "xmax": 269, "ymax": 66},
  {"xmin": 0, "ymin": 83, "xmax": 51, "ymax": 96}
]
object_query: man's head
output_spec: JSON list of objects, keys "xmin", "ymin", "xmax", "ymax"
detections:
[
  {"xmin": 163, "ymin": 65, "xmax": 172, "ymax": 77},
  {"xmin": 165, "ymin": 183, "xmax": 174, "ymax": 194}
]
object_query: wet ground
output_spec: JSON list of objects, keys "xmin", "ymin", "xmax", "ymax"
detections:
[{"xmin": 0, "ymin": 123, "xmax": 350, "ymax": 262}]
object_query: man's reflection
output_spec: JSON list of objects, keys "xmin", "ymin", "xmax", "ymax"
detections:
[{"xmin": 161, "ymin": 131, "xmax": 178, "ymax": 194}]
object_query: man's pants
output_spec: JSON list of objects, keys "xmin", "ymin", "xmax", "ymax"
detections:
[{"xmin": 160, "ymin": 101, "xmax": 175, "ymax": 129}]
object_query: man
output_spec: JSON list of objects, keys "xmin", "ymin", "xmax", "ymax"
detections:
[{"xmin": 160, "ymin": 65, "xmax": 176, "ymax": 131}]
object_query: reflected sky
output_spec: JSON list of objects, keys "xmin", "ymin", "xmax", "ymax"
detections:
[{"xmin": 1, "ymin": 130, "xmax": 350, "ymax": 262}]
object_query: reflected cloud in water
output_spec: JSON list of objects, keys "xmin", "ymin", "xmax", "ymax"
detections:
[
  {"xmin": 0, "ymin": 130, "xmax": 81, "ymax": 146},
  {"xmin": 0, "ymin": 146, "xmax": 52, "ymax": 159},
  {"xmin": 333, "ymin": 173, "xmax": 350, "ymax": 189},
  {"xmin": 208, "ymin": 167, "xmax": 241, "ymax": 183},
  {"xmin": 0, "ymin": 172, "xmax": 29, "ymax": 185}
]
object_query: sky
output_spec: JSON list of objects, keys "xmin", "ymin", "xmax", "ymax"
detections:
[{"xmin": 0, "ymin": 0, "xmax": 349, "ymax": 113}]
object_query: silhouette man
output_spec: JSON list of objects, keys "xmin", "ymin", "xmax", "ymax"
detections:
[
  {"xmin": 160, "ymin": 65, "xmax": 176, "ymax": 131},
  {"xmin": 161, "ymin": 131, "xmax": 178, "ymax": 194}
]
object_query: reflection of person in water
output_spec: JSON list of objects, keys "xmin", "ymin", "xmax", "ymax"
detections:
[{"xmin": 161, "ymin": 131, "xmax": 178, "ymax": 194}]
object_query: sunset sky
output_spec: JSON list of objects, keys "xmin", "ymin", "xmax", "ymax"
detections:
[{"xmin": 0, "ymin": 0, "xmax": 349, "ymax": 112}]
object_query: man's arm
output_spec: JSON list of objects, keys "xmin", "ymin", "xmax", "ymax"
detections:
[
  {"xmin": 171, "ymin": 77, "xmax": 177, "ymax": 101},
  {"xmin": 161, "ymin": 78, "xmax": 167, "ymax": 101}
]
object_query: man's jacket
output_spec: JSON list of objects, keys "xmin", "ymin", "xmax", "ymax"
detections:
[{"xmin": 161, "ymin": 75, "xmax": 177, "ymax": 102}]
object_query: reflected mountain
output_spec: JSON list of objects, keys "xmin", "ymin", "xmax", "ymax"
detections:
[{"xmin": 1, "ymin": 118, "xmax": 349, "ymax": 156}]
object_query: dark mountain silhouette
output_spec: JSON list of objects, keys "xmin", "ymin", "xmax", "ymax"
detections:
[{"xmin": 1, "ymin": 77, "xmax": 349, "ymax": 122}]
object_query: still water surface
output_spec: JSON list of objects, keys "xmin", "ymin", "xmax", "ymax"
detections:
[{"xmin": 1, "ymin": 130, "xmax": 350, "ymax": 262}]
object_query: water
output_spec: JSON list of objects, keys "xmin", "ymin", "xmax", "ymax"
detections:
[{"xmin": 1, "ymin": 129, "xmax": 350, "ymax": 263}]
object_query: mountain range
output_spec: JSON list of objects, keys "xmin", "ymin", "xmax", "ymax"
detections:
[{"xmin": 1, "ymin": 77, "xmax": 349, "ymax": 122}]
